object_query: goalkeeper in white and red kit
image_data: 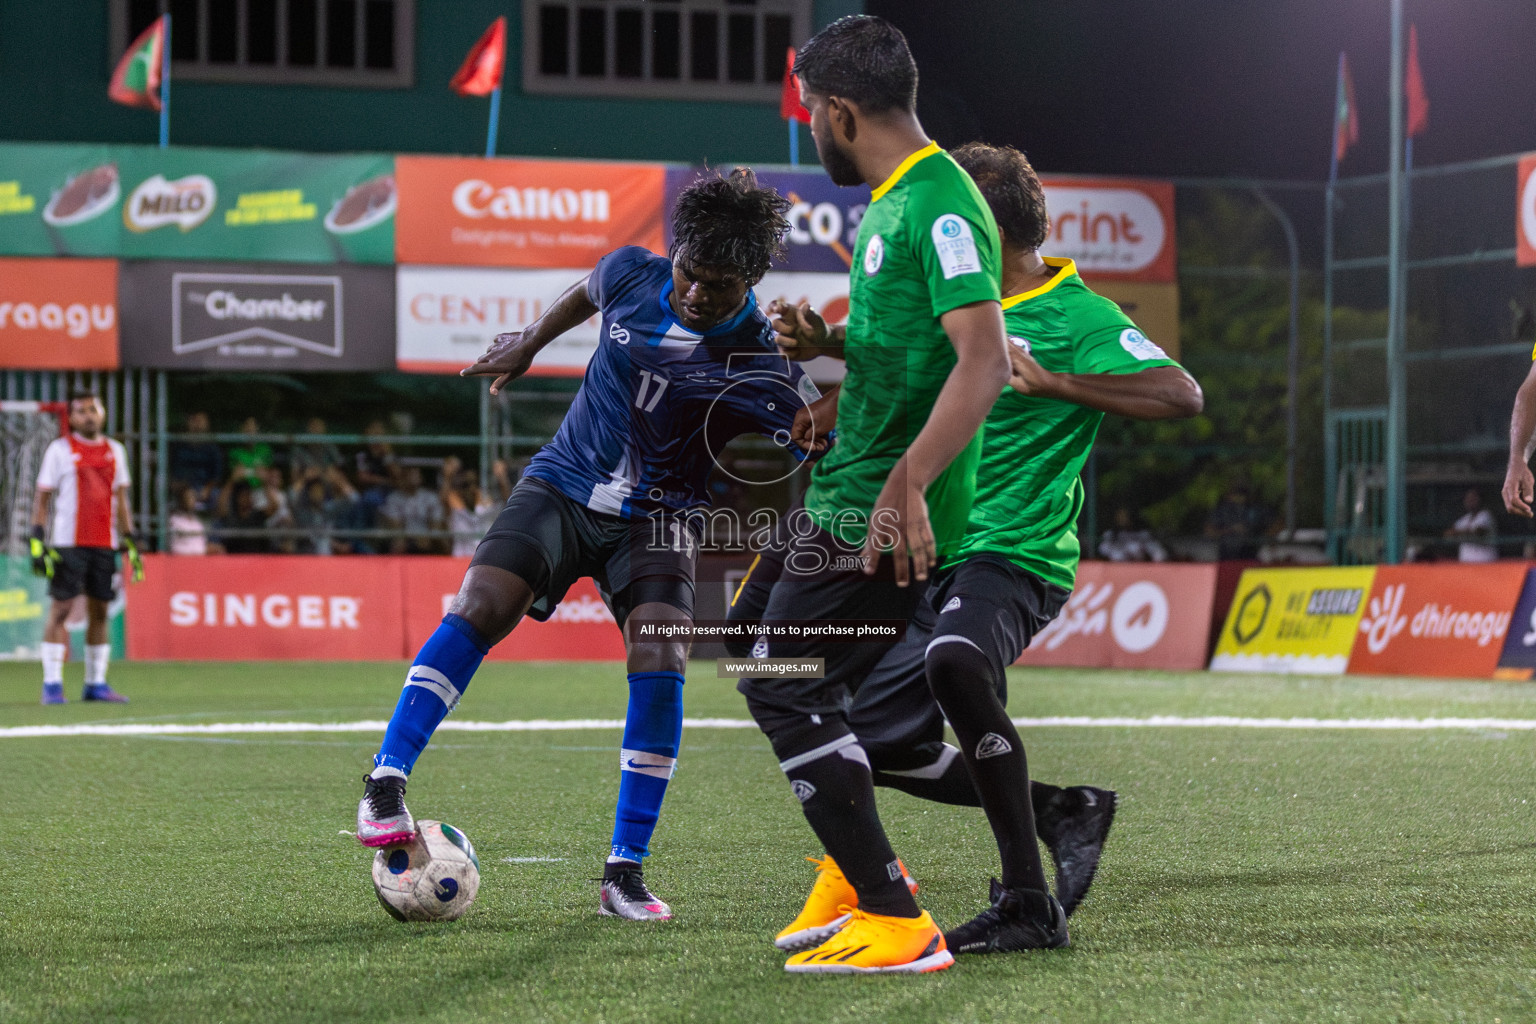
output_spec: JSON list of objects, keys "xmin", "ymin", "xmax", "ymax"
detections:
[{"xmin": 31, "ymin": 391, "xmax": 144, "ymax": 704}]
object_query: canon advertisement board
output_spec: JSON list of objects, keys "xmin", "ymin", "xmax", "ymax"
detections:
[
  {"xmin": 0, "ymin": 257, "xmax": 119, "ymax": 369},
  {"xmin": 1014, "ymin": 562, "xmax": 1217, "ymax": 671},
  {"xmin": 119, "ymin": 260, "xmax": 395, "ymax": 370},
  {"xmin": 394, "ymin": 155, "xmax": 666, "ymax": 268}
]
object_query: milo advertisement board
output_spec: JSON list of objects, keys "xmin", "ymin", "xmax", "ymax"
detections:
[
  {"xmin": 0, "ymin": 142, "xmax": 394, "ymax": 263},
  {"xmin": 0, "ymin": 556, "xmax": 125, "ymax": 662}
]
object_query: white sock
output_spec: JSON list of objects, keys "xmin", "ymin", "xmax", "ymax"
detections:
[
  {"xmin": 41, "ymin": 642, "xmax": 66, "ymax": 684},
  {"xmin": 605, "ymin": 855, "xmax": 639, "ymax": 865},
  {"xmin": 369, "ymin": 765, "xmax": 408, "ymax": 781},
  {"xmin": 85, "ymin": 643, "xmax": 111, "ymax": 685}
]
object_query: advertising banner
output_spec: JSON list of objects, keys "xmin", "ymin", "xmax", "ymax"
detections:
[
  {"xmin": 0, "ymin": 257, "xmax": 120, "ymax": 369},
  {"xmin": 1348, "ymin": 564, "xmax": 1525, "ymax": 678},
  {"xmin": 396, "ymin": 266, "xmax": 849, "ymax": 379},
  {"xmin": 1014, "ymin": 562, "xmax": 1217, "ymax": 670},
  {"xmin": 1210, "ymin": 566, "xmax": 1377, "ymax": 674},
  {"xmin": 1519, "ymin": 154, "xmax": 1536, "ymax": 269},
  {"xmin": 0, "ymin": 143, "xmax": 122, "ymax": 257},
  {"xmin": 1040, "ymin": 177, "xmax": 1177, "ymax": 283},
  {"xmin": 0, "ymin": 556, "xmax": 126, "ymax": 662},
  {"xmin": 401, "ymin": 559, "xmax": 626, "ymax": 661},
  {"xmin": 660, "ymin": 167, "xmax": 1175, "ymax": 284},
  {"xmin": 1495, "ymin": 567, "xmax": 1536, "ymax": 678},
  {"xmin": 118, "ymin": 260, "xmax": 395, "ymax": 370},
  {"xmin": 0, "ymin": 142, "xmax": 394, "ymax": 263},
  {"xmin": 395, "ymin": 265, "xmax": 601, "ymax": 376},
  {"xmin": 665, "ymin": 166, "xmax": 870, "ymax": 274},
  {"xmin": 395, "ymin": 156, "xmax": 665, "ymax": 268},
  {"xmin": 125, "ymin": 555, "xmax": 628, "ymax": 661},
  {"xmin": 127, "ymin": 554, "xmax": 408, "ymax": 660}
]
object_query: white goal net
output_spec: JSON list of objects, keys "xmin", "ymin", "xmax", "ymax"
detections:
[{"xmin": 0, "ymin": 402, "xmax": 66, "ymax": 558}]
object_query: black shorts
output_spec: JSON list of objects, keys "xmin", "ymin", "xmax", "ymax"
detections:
[
  {"xmin": 470, "ymin": 476, "xmax": 699, "ymax": 626},
  {"xmin": 48, "ymin": 547, "xmax": 118, "ymax": 604},
  {"xmin": 735, "ymin": 521, "xmax": 922, "ymax": 717},
  {"xmin": 849, "ymin": 554, "xmax": 1071, "ymax": 765}
]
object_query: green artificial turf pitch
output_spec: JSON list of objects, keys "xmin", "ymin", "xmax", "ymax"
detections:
[{"xmin": 3, "ymin": 660, "xmax": 1535, "ymax": 1023}]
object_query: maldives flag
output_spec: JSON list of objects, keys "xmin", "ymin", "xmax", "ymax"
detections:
[
  {"xmin": 1406, "ymin": 24, "xmax": 1429, "ymax": 138},
  {"xmin": 780, "ymin": 47, "xmax": 811, "ymax": 123},
  {"xmin": 109, "ymin": 15, "xmax": 166, "ymax": 110},
  {"xmin": 1333, "ymin": 52, "xmax": 1359, "ymax": 163},
  {"xmin": 451, "ymin": 16, "xmax": 507, "ymax": 96}
]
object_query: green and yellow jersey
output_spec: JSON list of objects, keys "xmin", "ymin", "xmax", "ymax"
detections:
[
  {"xmin": 804, "ymin": 142, "xmax": 1002, "ymax": 557},
  {"xmin": 952, "ymin": 257, "xmax": 1182, "ymax": 590}
]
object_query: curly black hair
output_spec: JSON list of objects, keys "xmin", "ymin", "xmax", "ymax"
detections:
[
  {"xmin": 793, "ymin": 15, "xmax": 917, "ymax": 114},
  {"xmin": 950, "ymin": 142, "xmax": 1050, "ymax": 251},
  {"xmin": 669, "ymin": 167, "xmax": 791, "ymax": 283}
]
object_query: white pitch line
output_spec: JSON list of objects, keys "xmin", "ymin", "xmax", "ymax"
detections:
[{"xmin": 2, "ymin": 715, "xmax": 1536, "ymax": 739}]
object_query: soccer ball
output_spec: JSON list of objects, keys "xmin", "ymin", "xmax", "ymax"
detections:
[{"xmin": 371, "ymin": 820, "xmax": 480, "ymax": 922}]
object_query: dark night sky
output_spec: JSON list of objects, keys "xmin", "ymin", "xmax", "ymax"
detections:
[{"xmin": 870, "ymin": 0, "xmax": 1536, "ymax": 181}]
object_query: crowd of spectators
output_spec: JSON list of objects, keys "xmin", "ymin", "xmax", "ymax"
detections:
[{"xmin": 167, "ymin": 412, "xmax": 511, "ymax": 556}]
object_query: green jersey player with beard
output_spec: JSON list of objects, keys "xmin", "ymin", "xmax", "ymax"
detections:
[{"xmin": 755, "ymin": 141, "xmax": 1204, "ymax": 956}]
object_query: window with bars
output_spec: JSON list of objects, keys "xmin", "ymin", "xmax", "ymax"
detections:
[
  {"xmin": 524, "ymin": 0, "xmax": 810, "ymax": 102},
  {"xmin": 112, "ymin": 0, "xmax": 414, "ymax": 88}
]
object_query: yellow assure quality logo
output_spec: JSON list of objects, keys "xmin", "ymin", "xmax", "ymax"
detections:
[{"xmin": 1210, "ymin": 567, "xmax": 1378, "ymax": 674}]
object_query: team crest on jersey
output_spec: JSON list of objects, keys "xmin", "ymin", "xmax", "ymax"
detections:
[
  {"xmin": 1008, "ymin": 335, "xmax": 1032, "ymax": 354},
  {"xmin": 1119, "ymin": 328, "xmax": 1167, "ymax": 361},
  {"xmin": 863, "ymin": 234, "xmax": 885, "ymax": 276},
  {"xmin": 751, "ymin": 635, "xmax": 769, "ymax": 659}
]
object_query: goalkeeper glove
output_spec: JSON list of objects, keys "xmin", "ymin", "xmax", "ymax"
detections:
[
  {"xmin": 121, "ymin": 534, "xmax": 145, "ymax": 584},
  {"xmin": 29, "ymin": 526, "xmax": 59, "ymax": 579}
]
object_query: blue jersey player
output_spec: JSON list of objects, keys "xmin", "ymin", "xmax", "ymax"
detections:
[{"xmin": 357, "ymin": 170, "xmax": 818, "ymax": 921}]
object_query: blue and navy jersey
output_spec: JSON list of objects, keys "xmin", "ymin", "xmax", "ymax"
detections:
[{"xmin": 524, "ymin": 247, "xmax": 822, "ymax": 517}]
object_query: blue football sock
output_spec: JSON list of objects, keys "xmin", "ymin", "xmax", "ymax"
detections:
[
  {"xmin": 610, "ymin": 671, "xmax": 684, "ymax": 862},
  {"xmin": 373, "ymin": 614, "xmax": 490, "ymax": 777}
]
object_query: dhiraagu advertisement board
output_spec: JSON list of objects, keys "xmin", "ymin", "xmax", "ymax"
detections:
[{"xmin": 1210, "ymin": 567, "xmax": 1377, "ymax": 674}]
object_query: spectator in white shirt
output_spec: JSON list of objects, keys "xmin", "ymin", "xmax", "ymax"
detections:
[
  {"xmin": 1099, "ymin": 506, "xmax": 1168, "ymax": 563},
  {"xmin": 1445, "ymin": 488, "xmax": 1498, "ymax": 562}
]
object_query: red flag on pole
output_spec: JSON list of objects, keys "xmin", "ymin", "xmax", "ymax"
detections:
[
  {"xmin": 1333, "ymin": 53, "xmax": 1359, "ymax": 164},
  {"xmin": 451, "ymin": 17, "xmax": 507, "ymax": 97},
  {"xmin": 109, "ymin": 15, "xmax": 166, "ymax": 110},
  {"xmin": 780, "ymin": 47, "xmax": 811, "ymax": 124},
  {"xmin": 1406, "ymin": 23, "xmax": 1429, "ymax": 138}
]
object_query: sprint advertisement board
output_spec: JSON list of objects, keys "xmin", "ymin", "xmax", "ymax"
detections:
[
  {"xmin": 1210, "ymin": 567, "xmax": 1376, "ymax": 674},
  {"xmin": 0, "ymin": 142, "xmax": 395, "ymax": 262}
]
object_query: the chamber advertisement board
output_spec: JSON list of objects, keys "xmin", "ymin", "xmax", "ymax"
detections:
[{"xmin": 119, "ymin": 260, "xmax": 395, "ymax": 370}]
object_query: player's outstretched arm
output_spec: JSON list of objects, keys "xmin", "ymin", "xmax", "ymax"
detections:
[
  {"xmin": 1503, "ymin": 361, "xmax": 1536, "ymax": 517},
  {"xmin": 462, "ymin": 275, "xmax": 597, "ymax": 395},
  {"xmin": 865, "ymin": 300, "xmax": 1010, "ymax": 585},
  {"xmin": 1008, "ymin": 348, "xmax": 1204, "ymax": 420}
]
